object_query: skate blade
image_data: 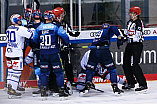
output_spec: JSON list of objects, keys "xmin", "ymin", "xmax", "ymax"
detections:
[
  {"xmin": 32, "ymin": 94, "xmax": 40, "ymax": 97},
  {"xmin": 41, "ymin": 97, "xmax": 47, "ymax": 101},
  {"xmin": 8, "ymin": 95, "xmax": 21, "ymax": 99},
  {"xmin": 59, "ymin": 97, "xmax": 68, "ymax": 101},
  {"xmin": 135, "ymin": 89, "xmax": 147, "ymax": 94},
  {"xmin": 79, "ymin": 90, "xmax": 89, "ymax": 96},
  {"xmin": 16, "ymin": 90, "xmax": 25, "ymax": 94},
  {"xmin": 3, "ymin": 87, "xmax": 7, "ymax": 92},
  {"xmin": 114, "ymin": 92, "xmax": 123, "ymax": 96},
  {"xmin": 52, "ymin": 93, "xmax": 59, "ymax": 97}
]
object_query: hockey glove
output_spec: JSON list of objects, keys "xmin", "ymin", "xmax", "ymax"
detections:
[
  {"xmin": 120, "ymin": 29, "xmax": 128, "ymax": 42},
  {"xmin": 117, "ymin": 37, "xmax": 124, "ymax": 49},
  {"xmin": 75, "ymin": 31, "xmax": 80, "ymax": 37}
]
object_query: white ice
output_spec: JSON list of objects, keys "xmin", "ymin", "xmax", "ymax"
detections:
[{"xmin": 0, "ymin": 80, "xmax": 157, "ymax": 104}]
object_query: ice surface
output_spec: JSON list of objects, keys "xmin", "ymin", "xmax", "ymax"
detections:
[{"xmin": 0, "ymin": 81, "xmax": 157, "ymax": 104}]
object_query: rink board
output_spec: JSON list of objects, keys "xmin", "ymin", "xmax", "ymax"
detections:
[{"xmin": 0, "ymin": 74, "xmax": 157, "ymax": 89}]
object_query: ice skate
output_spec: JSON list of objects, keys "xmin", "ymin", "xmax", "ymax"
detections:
[
  {"xmin": 79, "ymin": 81, "xmax": 92, "ymax": 96},
  {"xmin": 32, "ymin": 89, "xmax": 41, "ymax": 97},
  {"xmin": 4, "ymin": 82, "xmax": 7, "ymax": 91},
  {"xmin": 7, "ymin": 84, "xmax": 21, "ymax": 99},
  {"xmin": 48, "ymin": 89, "xmax": 59, "ymax": 97},
  {"xmin": 64, "ymin": 81, "xmax": 73, "ymax": 95},
  {"xmin": 59, "ymin": 87, "xmax": 68, "ymax": 101},
  {"xmin": 122, "ymin": 81, "xmax": 135, "ymax": 90},
  {"xmin": 112, "ymin": 84, "xmax": 124, "ymax": 95},
  {"xmin": 135, "ymin": 86, "xmax": 148, "ymax": 94},
  {"xmin": 41, "ymin": 86, "xmax": 48, "ymax": 101},
  {"xmin": 17, "ymin": 85, "xmax": 25, "ymax": 94}
]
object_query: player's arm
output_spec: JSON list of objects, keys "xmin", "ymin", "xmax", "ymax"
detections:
[
  {"xmin": 57, "ymin": 26, "xmax": 69, "ymax": 45},
  {"xmin": 81, "ymin": 50, "xmax": 90, "ymax": 70},
  {"xmin": 66, "ymin": 24, "xmax": 80, "ymax": 37}
]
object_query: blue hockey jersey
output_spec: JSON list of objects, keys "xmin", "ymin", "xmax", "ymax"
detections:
[
  {"xmin": 92, "ymin": 26, "xmax": 121, "ymax": 46},
  {"xmin": 33, "ymin": 23, "xmax": 69, "ymax": 55}
]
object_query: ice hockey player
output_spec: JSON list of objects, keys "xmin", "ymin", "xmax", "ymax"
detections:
[
  {"xmin": 5, "ymin": 14, "xmax": 33, "ymax": 98},
  {"xmin": 32, "ymin": 10, "xmax": 69, "ymax": 100},
  {"xmin": 23, "ymin": 8, "xmax": 33, "ymax": 24},
  {"xmin": 121, "ymin": 6, "xmax": 148, "ymax": 92},
  {"xmin": 24, "ymin": 9, "xmax": 43, "ymax": 96},
  {"xmin": 77, "ymin": 50, "xmax": 125, "ymax": 94},
  {"xmin": 48, "ymin": 7, "xmax": 80, "ymax": 95},
  {"xmin": 81, "ymin": 23, "xmax": 124, "ymax": 95}
]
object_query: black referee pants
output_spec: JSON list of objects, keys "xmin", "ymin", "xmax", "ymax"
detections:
[{"xmin": 122, "ymin": 42, "xmax": 147, "ymax": 87}]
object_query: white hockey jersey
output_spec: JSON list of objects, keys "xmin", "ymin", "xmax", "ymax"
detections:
[{"xmin": 5, "ymin": 25, "xmax": 33, "ymax": 57}]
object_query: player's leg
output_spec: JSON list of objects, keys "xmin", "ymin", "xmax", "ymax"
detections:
[
  {"xmin": 122, "ymin": 44, "xmax": 137, "ymax": 89},
  {"xmin": 85, "ymin": 49, "xmax": 97, "ymax": 92},
  {"xmin": 40, "ymin": 55, "xmax": 51, "ymax": 97},
  {"xmin": 51, "ymin": 53, "xmax": 68, "ymax": 98},
  {"xmin": 132, "ymin": 43, "xmax": 147, "ymax": 92},
  {"xmin": 76, "ymin": 69, "xmax": 86, "ymax": 92},
  {"xmin": 6, "ymin": 57, "xmax": 23, "ymax": 98},
  {"xmin": 32, "ymin": 52, "xmax": 42, "ymax": 96},
  {"xmin": 102, "ymin": 49, "xmax": 123, "ymax": 94}
]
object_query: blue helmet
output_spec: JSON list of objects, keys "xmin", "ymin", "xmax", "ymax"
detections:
[
  {"xmin": 44, "ymin": 10, "xmax": 54, "ymax": 20},
  {"xmin": 32, "ymin": 9, "xmax": 42, "ymax": 19},
  {"xmin": 10, "ymin": 14, "xmax": 22, "ymax": 24},
  {"xmin": 102, "ymin": 23, "xmax": 109, "ymax": 29},
  {"xmin": 24, "ymin": 8, "xmax": 32, "ymax": 19}
]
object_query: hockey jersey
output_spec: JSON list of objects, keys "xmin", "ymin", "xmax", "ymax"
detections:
[
  {"xmin": 126, "ymin": 19, "xmax": 144, "ymax": 43},
  {"xmin": 33, "ymin": 23, "xmax": 69, "ymax": 55},
  {"xmin": 92, "ymin": 26, "xmax": 121, "ymax": 46},
  {"xmin": 5, "ymin": 25, "xmax": 33, "ymax": 57}
]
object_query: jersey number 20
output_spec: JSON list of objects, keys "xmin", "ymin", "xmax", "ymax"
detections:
[{"xmin": 40, "ymin": 35, "xmax": 51, "ymax": 46}]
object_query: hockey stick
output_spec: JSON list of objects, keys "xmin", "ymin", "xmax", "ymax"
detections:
[
  {"xmin": 65, "ymin": 46, "xmax": 109, "ymax": 49},
  {"xmin": 78, "ymin": 82, "xmax": 104, "ymax": 93},
  {"xmin": 90, "ymin": 87, "xmax": 104, "ymax": 93},
  {"xmin": 25, "ymin": 63, "xmax": 35, "ymax": 69}
]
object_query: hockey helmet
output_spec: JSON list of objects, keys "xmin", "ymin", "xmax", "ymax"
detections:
[
  {"xmin": 24, "ymin": 8, "xmax": 32, "ymax": 19},
  {"xmin": 102, "ymin": 23, "xmax": 109, "ymax": 29},
  {"xmin": 32, "ymin": 9, "xmax": 42, "ymax": 19},
  {"xmin": 44, "ymin": 10, "xmax": 54, "ymax": 20},
  {"xmin": 53, "ymin": 7, "xmax": 66, "ymax": 22},
  {"xmin": 10, "ymin": 14, "xmax": 22, "ymax": 24},
  {"xmin": 129, "ymin": 6, "xmax": 141, "ymax": 15}
]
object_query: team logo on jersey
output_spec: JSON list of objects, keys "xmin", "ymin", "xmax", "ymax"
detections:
[
  {"xmin": 128, "ymin": 30, "xmax": 135, "ymax": 36},
  {"xmin": 40, "ymin": 65, "xmax": 48, "ymax": 68},
  {"xmin": 95, "ymin": 30, "xmax": 103, "ymax": 38},
  {"xmin": 53, "ymin": 65, "xmax": 60, "ymax": 69},
  {"xmin": 12, "ymin": 60, "xmax": 20, "ymax": 70}
]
